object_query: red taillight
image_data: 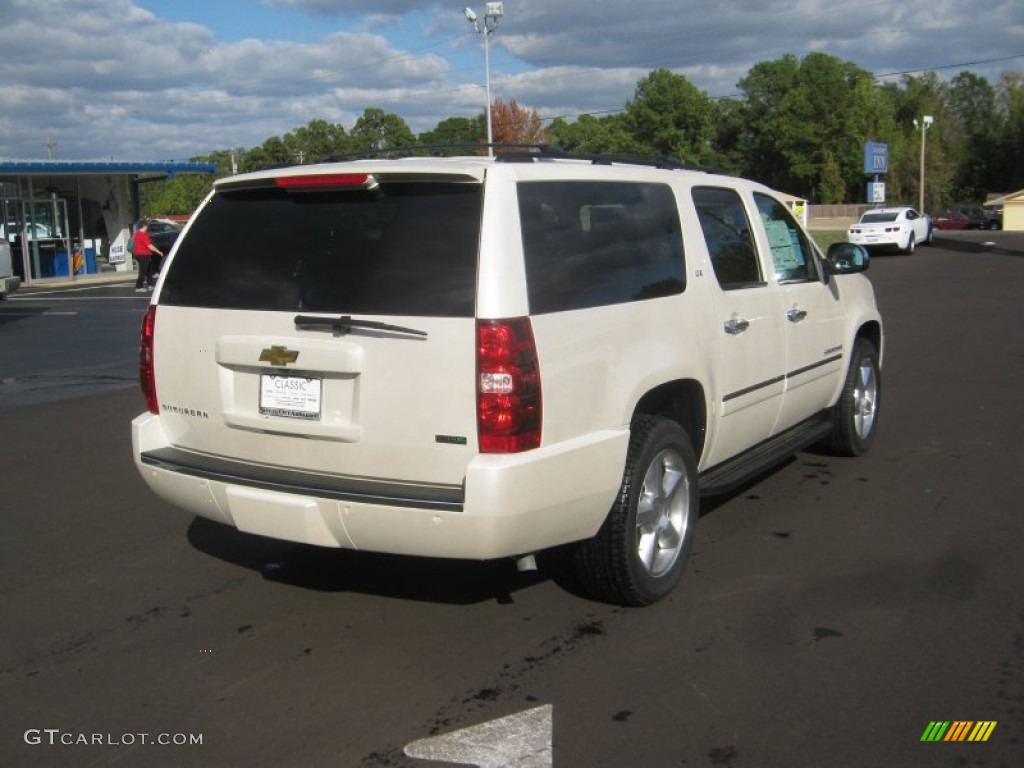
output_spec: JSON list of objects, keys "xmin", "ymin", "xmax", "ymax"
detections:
[
  {"xmin": 274, "ymin": 173, "xmax": 373, "ymax": 189},
  {"xmin": 139, "ymin": 305, "xmax": 158, "ymax": 414},
  {"xmin": 476, "ymin": 318, "xmax": 542, "ymax": 453}
]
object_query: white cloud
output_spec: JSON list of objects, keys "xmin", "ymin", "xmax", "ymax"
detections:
[{"xmin": 0, "ymin": 0, "xmax": 1021, "ymax": 160}]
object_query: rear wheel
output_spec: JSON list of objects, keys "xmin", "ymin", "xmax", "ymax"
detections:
[
  {"xmin": 575, "ymin": 416, "xmax": 698, "ymax": 606},
  {"xmin": 903, "ymin": 234, "xmax": 916, "ymax": 254},
  {"xmin": 821, "ymin": 338, "xmax": 880, "ymax": 457}
]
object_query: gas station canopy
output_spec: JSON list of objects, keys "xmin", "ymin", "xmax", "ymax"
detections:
[
  {"xmin": 0, "ymin": 158, "xmax": 217, "ymax": 285},
  {"xmin": 0, "ymin": 159, "xmax": 217, "ymax": 177}
]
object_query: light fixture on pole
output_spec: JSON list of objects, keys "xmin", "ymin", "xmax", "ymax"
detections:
[
  {"xmin": 912, "ymin": 115, "xmax": 934, "ymax": 213},
  {"xmin": 464, "ymin": 3, "xmax": 504, "ymax": 157}
]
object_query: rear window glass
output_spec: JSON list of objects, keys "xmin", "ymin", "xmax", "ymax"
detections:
[
  {"xmin": 517, "ymin": 181, "xmax": 685, "ymax": 314},
  {"xmin": 160, "ymin": 181, "xmax": 482, "ymax": 317},
  {"xmin": 860, "ymin": 212, "xmax": 898, "ymax": 223}
]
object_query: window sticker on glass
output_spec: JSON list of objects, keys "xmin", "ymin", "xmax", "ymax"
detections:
[{"xmin": 764, "ymin": 219, "xmax": 804, "ymax": 270}]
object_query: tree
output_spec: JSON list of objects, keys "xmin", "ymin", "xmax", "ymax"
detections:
[
  {"xmin": 490, "ymin": 98, "xmax": 548, "ymax": 146},
  {"xmin": 242, "ymin": 135, "xmax": 292, "ymax": 172},
  {"xmin": 418, "ymin": 115, "xmax": 486, "ymax": 154},
  {"xmin": 548, "ymin": 113, "xmax": 636, "ymax": 155},
  {"xmin": 349, "ymin": 108, "xmax": 416, "ymax": 156},
  {"xmin": 150, "ymin": 60, "xmax": 1017, "ymax": 212},
  {"xmin": 283, "ymin": 119, "xmax": 350, "ymax": 163},
  {"xmin": 994, "ymin": 71, "xmax": 1024, "ymax": 193},
  {"xmin": 737, "ymin": 53, "xmax": 877, "ymax": 202},
  {"xmin": 883, "ymin": 72, "xmax": 955, "ymax": 211},
  {"xmin": 947, "ymin": 72, "xmax": 1001, "ymax": 200},
  {"xmin": 708, "ymin": 98, "xmax": 747, "ymax": 175},
  {"xmin": 622, "ymin": 69, "xmax": 716, "ymax": 165},
  {"xmin": 143, "ymin": 150, "xmax": 232, "ymax": 216}
]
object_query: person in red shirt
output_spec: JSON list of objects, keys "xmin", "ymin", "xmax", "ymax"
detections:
[{"xmin": 132, "ymin": 220, "xmax": 164, "ymax": 292}]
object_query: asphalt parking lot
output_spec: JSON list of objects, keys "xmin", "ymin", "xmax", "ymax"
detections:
[{"xmin": 1, "ymin": 230, "xmax": 1022, "ymax": 767}]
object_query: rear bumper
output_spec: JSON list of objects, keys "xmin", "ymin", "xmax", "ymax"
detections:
[
  {"xmin": 132, "ymin": 413, "xmax": 627, "ymax": 559},
  {"xmin": 848, "ymin": 233, "xmax": 901, "ymax": 249}
]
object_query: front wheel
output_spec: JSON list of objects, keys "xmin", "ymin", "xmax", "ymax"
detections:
[
  {"xmin": 820, "ymin": 338, "xmax": 881, "ymax": 457},
  {"xmin": 574, "ymin": 416, "xmax": 698, "ymax": 606}
]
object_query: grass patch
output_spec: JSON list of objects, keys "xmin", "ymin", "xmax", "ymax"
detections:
[{"xmin": 811, "ymin": 230, "xmax": 848, "ymax": 251}]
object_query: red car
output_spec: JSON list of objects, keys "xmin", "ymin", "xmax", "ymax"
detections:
[{"xmin": 932, "ymin": 210, "xmax": 973, "ymax": 230}]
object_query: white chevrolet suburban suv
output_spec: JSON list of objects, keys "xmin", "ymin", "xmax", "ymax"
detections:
[{"xmin": 132, "ymin": 150, "xmax": 883, "ymax": 606}]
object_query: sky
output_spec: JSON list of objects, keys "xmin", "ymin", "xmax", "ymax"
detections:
[{"xmin": 1, "ymin": 0, "xmax": 1022, "ymax": 162}]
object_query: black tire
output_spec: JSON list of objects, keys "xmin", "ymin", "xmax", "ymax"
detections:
[
  {"xmin": 821, "ymin": 338, "xmax": 880, "ymax": 457},
  {"xmin": 903, "ymin": 234, "xmax": 916, "ymax": 254},
  {"xmin": 574, "ymin": 416, "xmax": 698, "ymax": 606}
]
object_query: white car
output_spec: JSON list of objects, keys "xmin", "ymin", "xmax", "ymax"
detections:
[
  {"xmin": 847, "ymin": 206, "xmax": 932, "ymax": 254},
  {"xmin": 133, "ymin": 150, "xmax": 884, "ymax": 606}
]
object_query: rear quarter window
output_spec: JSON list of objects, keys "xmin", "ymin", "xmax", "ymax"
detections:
[
  {"xmin": 159, "ymin": 182, "xmax": 482, "ymax": 317},
  {"xmin": 517, "ymin": 181, "xmax": 685, "ymax": 314}
]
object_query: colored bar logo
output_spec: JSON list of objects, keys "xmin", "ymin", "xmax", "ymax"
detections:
[{"xmin": 921, "ymin": 721, "xmax": 997, "ymax": 742}]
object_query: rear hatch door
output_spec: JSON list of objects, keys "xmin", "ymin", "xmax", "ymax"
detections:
[{"xmin": 152, "ymin": 169, "xmax": 484, "ymax": 490}]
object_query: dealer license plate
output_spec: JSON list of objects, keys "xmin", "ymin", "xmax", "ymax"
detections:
[{"xmin": 259, "ymin": 375, "xmax": 321, "ymax": 420}]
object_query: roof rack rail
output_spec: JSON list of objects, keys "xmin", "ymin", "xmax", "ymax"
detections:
[
  {"xmin": 317, "ymin": 143, "xmax": 544, "ymax": 163},
  {"xmin": 311, "ymin": 143, "xmax": 727, "ymax": 174},
  {"xmin": 496, "ymin": 145, "xmax": 726, "ymax": 174}
]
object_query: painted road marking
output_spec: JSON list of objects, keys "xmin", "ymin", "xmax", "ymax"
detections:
[{"xmin": 404, "ymin": 704, "xmax": 553, "ymax": 768}]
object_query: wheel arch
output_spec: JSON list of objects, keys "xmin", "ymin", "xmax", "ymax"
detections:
[
  {"xmin": 632, "ymin": 379, "xmax": 707, "ymax": 463},
  {"xmin": 856, "ymin": 320, "xmax": 884, "ymax": 367}
]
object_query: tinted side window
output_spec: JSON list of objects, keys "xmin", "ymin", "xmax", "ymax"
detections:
[
  {"xmin": 518, "ymin": 181, "xmax": 685, "ymax": 314},
  {"xmin": 753, "ymin": 193, "xmax": 820, "ymax": 283},
  {"xmin": 160, "ymin": 182, "xmax": 482, "ymax": 317},
  {"xmin": 692, "ymin": 187, "xmax": 763, "ymax": 289}
]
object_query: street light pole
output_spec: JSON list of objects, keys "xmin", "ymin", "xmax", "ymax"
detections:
[
  {"xmin": 913, "ymin": 115, "xmax": 933, "ymax": 213},
  {"xmin": 464, "ymin": 3, "xmax": 504, "ymax": 157}
]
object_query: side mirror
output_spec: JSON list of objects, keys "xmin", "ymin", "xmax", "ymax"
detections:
[{"xmin": 825, "ymin": 242, "xmax": 869, "ymax": 275}]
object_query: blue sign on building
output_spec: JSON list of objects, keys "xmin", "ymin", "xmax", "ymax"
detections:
[{"xmin": 864, "ymin": 142, "xmax": 889, "ymax": 174}]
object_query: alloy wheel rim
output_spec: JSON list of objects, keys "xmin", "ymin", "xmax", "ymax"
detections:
[
  {"xmin": 852, "ymin": 360, "xmax": 878, "ymax": 439},
  {"xmin": 634, "ymin": 448, "xmax": 690, "ymax": 577}
]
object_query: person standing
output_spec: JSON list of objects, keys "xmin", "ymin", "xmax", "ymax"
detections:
[{"xmin": 132, "ymin": 220, "xmax": 163, "ymax": 292}]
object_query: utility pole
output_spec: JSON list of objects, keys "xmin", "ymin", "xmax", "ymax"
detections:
[
  {"xmin": 464, "ymin": 3, "xmax": 505, "ymax": 157},
  {"xmin": 913, "ymin": 115, "xmax": 934, "ymax": 213},
  {"xmin": 42, "ymin": 132, "xmax": 57, "ymax": 159}
]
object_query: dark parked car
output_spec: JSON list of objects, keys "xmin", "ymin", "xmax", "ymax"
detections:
[
  {"xmin": 951, "ymin": 205, "xmax": 989, "ymax": 229},
  {"xmin": 982, "ymin": 205, "xmax": 1003, "ymax": 230},
  {"xmin": 146, "ymin": 219, "xmax": 183, "ymax": 253}
]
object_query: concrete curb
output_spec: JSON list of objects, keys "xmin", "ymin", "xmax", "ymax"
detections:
[{"xmin": 17, "ymin": 272, "xmax": 136, "ymax": 293}]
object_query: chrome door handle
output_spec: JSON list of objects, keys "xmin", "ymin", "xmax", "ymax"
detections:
[
  {"xmin": 724, "ymin": 317, "xmax": 750, "ymax": 335},
  {"xmin": 787, "ymin": 308, "xmax": 808, "ymax": 323}
]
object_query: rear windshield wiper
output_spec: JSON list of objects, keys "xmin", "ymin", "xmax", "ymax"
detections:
[{"xmin": 294, "ymin": 314, "xmax": 428, "ymax": 338}]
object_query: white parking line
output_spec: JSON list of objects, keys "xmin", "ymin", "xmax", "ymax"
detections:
[
  {"xmin": 0, "ymin": 310, "xmax": 79, "ymax": 316},
  {"xmin": 10, "ymin": 294, "xmax": 146, "ymax": 301},
  {"xmin": 404, "ymin": 705, "xmax": 553, "ymax": 767},
  {"xmin": 9, "ymin": 283, "xmax": 134, "ymax": 297}
]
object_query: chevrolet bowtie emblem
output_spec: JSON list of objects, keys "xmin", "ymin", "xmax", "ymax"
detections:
[{"xmin": 259, "ymin": 346, "xmax": 300, "ymax": 366}]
